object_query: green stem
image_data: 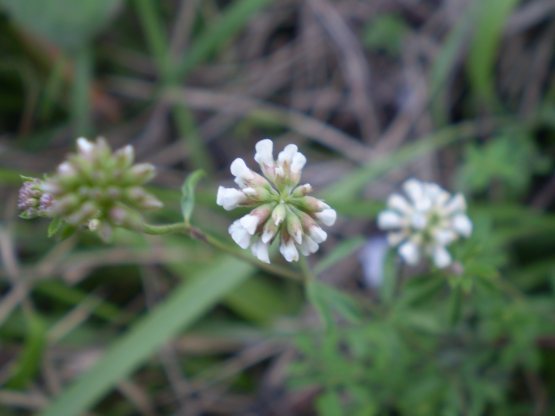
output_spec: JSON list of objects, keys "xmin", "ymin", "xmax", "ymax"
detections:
[
  {"xmin": 299, "ymin": 256, "xmax": 315, "ymax": 283},
  {"xmin": 139, "ymin": 222, "xmax": 302, "ymax": 282},
  {"xmin": 71, "ymin": 46, "xmax": 92, "ymax": 136}
]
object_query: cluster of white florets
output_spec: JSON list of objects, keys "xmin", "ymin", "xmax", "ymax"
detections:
[
  {"xmin": 377, "ymin": 179, "xmax": 472, "ymax": 268},
  {"xmin": 217, "ymin": 139, "xmax": 336, "ymax": 263}
]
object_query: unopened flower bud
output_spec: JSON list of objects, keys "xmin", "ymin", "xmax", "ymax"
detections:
[{"xmin": 18, "ymin": 137, "xmax": 163, "ymax": 240}]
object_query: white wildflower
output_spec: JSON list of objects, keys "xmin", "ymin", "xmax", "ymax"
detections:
[
  {"xmin": 377, "ymin": 178, "xmax": 472, "ymax": 269},
  {"xmin": 217, "ymin": 138, "xmax": 336, "ymax": 263}
]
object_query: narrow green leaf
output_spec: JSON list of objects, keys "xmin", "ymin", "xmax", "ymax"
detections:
[
  {"xmin": 306, "ymin": 281, "xmax": 361, "ymax": 327},
  {"xmin": 180, "ymin": 169, "xmax": 205, "ymax": 224},
  {"xmin": 0, "ymin": 0, "xmax": 122, "ymax": 51},
  {"xmin": 40, "ymin": 256, "xmax": 252, "ymax": 416},
  {"xmin": 323, "ymin": 122, "xmax": 480, "ymax": 203},
  {"xmin": 6, "ymin": 308, "xmax": 46, "ymax": 388},
  {"xmin": 467, "ymin": 0, "xmax": 519, "ymax": 106},
  {"xmin": 176, "ymin": 0, "xmax": 272, "ymax": 78},
  {"xmin": 306, "ymin": 281, "xmax": 334, "ymax": 330},
  {"xmin": 379, "ymin": 251, "xmax": 397, "ymax": 304},
  {"xmin": 47, "ymin": 217, "xmax": 63, "ymax": 238}
]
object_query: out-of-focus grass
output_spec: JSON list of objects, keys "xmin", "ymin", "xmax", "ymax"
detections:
[{"xmin": 0, "ymin": 0, "xmax": 554, "ymax": 415}]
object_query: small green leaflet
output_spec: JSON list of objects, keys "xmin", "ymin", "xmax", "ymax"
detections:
[{"xmin": 180, "ymin": 170, "xmax": 205, "ymax": 225}]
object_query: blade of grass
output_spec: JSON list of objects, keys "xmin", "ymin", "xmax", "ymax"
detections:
[
  {"xmin": 322, "ymin": 121, "xmax": 484, "ymax": 203},
  {"xmin": 39, "ymin": 256, "xmax": 253, "ymax": 416},
  {"xmin": 5, "ymin": 307, "xmax": 46, "ymax": 388},
  {"xmin": 467, "ymin": 0, "xmax": 519, "ymax": 108},
  {"xmin": 71, "ymin": 46, "xmax": 92, "ymax": 136},
  {"xmin": 175, "ymin": 0, "xmax": 272, "ymax": 79},
  {"xmin": 134, "ymin": 0, "xmax": 212, "ymax": 171}
]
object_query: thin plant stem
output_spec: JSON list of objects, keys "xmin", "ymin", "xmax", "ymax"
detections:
[
  {"xmin": 299, "ymin": 256, "xmax": 315, "ymax": 283},
  {"xmin": 139, "ymin": 222, "xmax": 302, "ymax": 282}
]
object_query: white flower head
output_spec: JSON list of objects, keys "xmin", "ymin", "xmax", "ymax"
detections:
[
  {"xmin": 217, "ymin": 138, "xmax": 336, "ymax": 263},
  {"xmin": 377, "ymin": 178, "xmax": 472, "ymax": 269}
]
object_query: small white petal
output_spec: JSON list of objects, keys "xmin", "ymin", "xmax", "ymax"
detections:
[
  {"xmin": 432, "ymin": 246, "xmax": 452, "ymax": 268},
  {"xmin": 77, "ymin": 137, "xmax": 94, "ymax": 154},
  {"xmin": 387, "ymin": 194, "xmax": 413, "ymax": 215},
  {"xmin": 410, "ymin": 212, "xmax": 428, "ymax": 230},
  {"xmin": 444, "ymin": 194, "xmax": 466, "ymax": 214},
  {"xmin": 216, "ymin": 186, "xmax": 246, "ymax": 211},
  {"xmin": 254, "ymin": 139, "xmax": 275, "ymax": 179},
  {"xmin": 398, "ymin": 241, "xmax": 420, "ymax": 265},
  {"xmin": 251, "ymin": 239, "xmax": 270, "ymax": 263},
  {"xmin": 315, "ymin": 208, "xmax": 337, "ymax": 227},
  {"xmin": 299, "ymin": 235, "xmax": 319, "ymax": 256},
  {"xmin": 387, "ymin": 231, "xmax": 406, "ymax": 246},
  {"xmin": 433, "ymin": 229, "xmax": 457, "ymax": 245},
  {"xmin": 280, "ymin": 239, "xmax": 299, "ymax": 262},
  {"xmin": 290, "ymin": 152, "xmax": 306, "ymax": 174},
  {"xmin": 229, "ymin": 221, "xmax": 251, "ymax": 249},
  {"xmin": 403, "ymin": 179, "xmax": 425, "ymax": 204},
  {"xmin": 261, "ymin": 226, "xmax": 277, "ymax": 244},
  {"xmin": 452, "ymin": 214, "xmax": 472, "ymax": 237},
  {"xmin": 277, "ymin": 144, "xmax": 298, "ymax": 164},
  {"xmin": 377, "ymin": 210, "xmax": 403, "ymax": 230},
  {"xmin": 230, "ymin": 158, "xmax": 253, "ymax": 187},
  {"xmin": 239, "ymin": 214, "xmax": 259, "ymax": 235},
  {"xmin": 309, "ymin": 226, "xmax": 327, "ymax": 244},
  {"xmin": 242, "ymin": 187, "xmax": 258, "ymax": 197},
  {"xmin": 57, "ymin": 162, "xmax": 75, "ymax": 176}
]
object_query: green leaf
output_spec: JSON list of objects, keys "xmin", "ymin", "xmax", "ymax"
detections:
[
  {"xmin": 39, "ymin": 256, "xmax": 252, "ymax": 416},
  {"xmin": 363, "ymin": 14, "xmax": 409, "ymax": 56},
  {"xmin": 176, "ymin": 0, "xmax": 272, "ymax": 78},
  {"xmin": 316, "ymin": 389, "xmax": 344, "ymax": 416},
  {"xmin": 6, "ymin": 308, "xmax": 46, "ymax": 388},
  {"xmin": 306, "ymin": 281, "xmax": 361, "ymax": 328},
  {"xmin": 322, "ymin": 122, "xmax": 479, "ymax": 203},
  {"xmin": 467, "ymin": 0, "xmax": 519, "ymax": 106},
  {"xmin": 180, "ymin": 169, "xmax": 205, "ymax": 224},
  {"xmin": 47, "ymin": 217, "xmax": 63, "ymax": 238},
  {"xmin": 0, "ymin": 0, "xmax": 122, "ymax": 51}
]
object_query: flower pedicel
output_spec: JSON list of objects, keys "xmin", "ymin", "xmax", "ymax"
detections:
[{"xmin": 217, "ymin": 139, "xmax": 336, "ymax": 263}]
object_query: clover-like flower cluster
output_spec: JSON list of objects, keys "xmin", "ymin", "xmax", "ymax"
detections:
[
  {"xmin": 377, "ymin": 178, "xmax": 472, "ymax": 268},
  {"xmin": 217, "ymin": 139, "xmax": 336, "ymax": 263},
  {"xmin": 18, "ymin": 137, "xmax": 162, "ymax": 240}
]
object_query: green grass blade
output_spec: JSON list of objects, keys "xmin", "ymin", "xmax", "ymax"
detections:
[
  {"xmin": 40, "ymin": 256, "xmax": 253, "ymax": 416},
  {"xmin": 176, "ymin": 0, "xmax": 271, "ymax": 78},
  {"xmin": 467, "ymin": 0, "xmax": 519, "ymax": 107},
  {"xmin": 322, "ymin": 122, "xmax": 481, "ymax": 203}
]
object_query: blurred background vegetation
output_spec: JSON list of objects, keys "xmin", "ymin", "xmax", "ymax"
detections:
[{"xmin": 0, "ymin": 0, "xmax": 554, "ymax": 415}]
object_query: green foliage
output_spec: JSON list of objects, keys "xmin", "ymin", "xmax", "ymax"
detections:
[
  {"xmin": 0, "ymin": 0, "xmax": 122, "ymax": 51},
  {"xmin": 457, "ymin": 132, "xmax": 551, "ymax": 196},
  {"xmin": 363, "ymin": 14, "xmax": 409, "ymax": 56},
  {"xmin": 40, "ymin": 257, "xmax": 253, "ymax": 416},
  {"xmin": 467, "ymin": 0, "xmax": 520, "ymax": 107},
  {"xmin": 180, "ymin": 169, "xmax": 205, "ymax": 225}
]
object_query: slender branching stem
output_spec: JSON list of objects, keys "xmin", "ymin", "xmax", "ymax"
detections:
[{"xmin": 139, "ymin": 222, "xmax": 302, "ymax": 282}]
